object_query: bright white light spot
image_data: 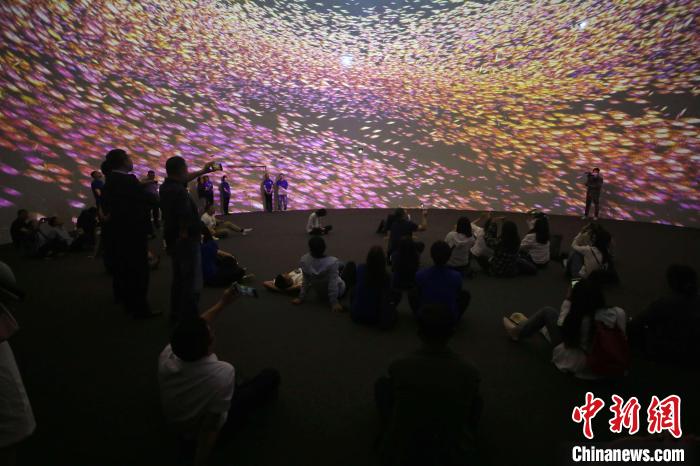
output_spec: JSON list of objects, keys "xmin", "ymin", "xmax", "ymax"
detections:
[
  {"xmin": 341, "ymin": 55, "xmax": 353, "ymax": 67},
  {"xmin": 579, "ymin": 20, "xmax": 588, "ymax": 29}
]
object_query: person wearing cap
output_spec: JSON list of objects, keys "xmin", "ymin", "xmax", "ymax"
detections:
[
  {"xmin": 374, "ymin": 303, "xmax": 482, "ymax": 465},
  {"xmin": 0, "ymin": 262, "xmax": 36, "ymax": 466}
]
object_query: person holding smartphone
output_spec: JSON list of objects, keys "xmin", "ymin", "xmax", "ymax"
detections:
[
  {"xmin": 158, "ymin": 285, "xmax": 279, "ymax": 466},
  {"xmin": 160, "ymin": 156, "xmax": 220, "ymax": 323}
]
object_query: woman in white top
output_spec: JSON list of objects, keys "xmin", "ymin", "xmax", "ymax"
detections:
[
  {"xmin": 469, "ymin": 213, "xmax": 496, "ymax": 259},
  {"xmin": 519, "ymin": 216, "xmax": 550, "ymax": 265},
  {"xmin": 444, "ymin": 216, "xmax": 476, "ymax": 271},
  {"xmin": 503, "ymin": 275, "xmax": 627, "ymax": 379},
  {"xmin": 569, "ymin": 227, "xmax": 611, "ymax": 278}
]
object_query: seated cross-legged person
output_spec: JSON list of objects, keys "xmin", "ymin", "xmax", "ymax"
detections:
[
  {"xmin": 201, "ymin": 205, "xmax": 252, "ymax": 239},
  {"xmin": 292, "ymin": 236, "xmax": 345, "ymax": 312},
  {"xmin": 445, "ymin": 216, "xmax": 476, "ymax": 276},
  {"xmin": 502, "ymin": 272, "xmax": 628, "ymax": 379},
  {"xmin": 390, "ymin": 238, "xmax": 424, "ymax": 300},
  {"xmin": 350, "ymin": 246, "xmax": 398, "ymax": 329},
  {"xmin": 375, "ymin": 303, "xmax": 482, "ymax": 466},
  {"xmin": 158, "ymin": 287, "xmax": 280, "ymax": 466},
  {"xmin": 410, "ymin": 241, "xmax": 470, "ymax": 324},
  {"xmin": 200, "ymin": 225, "xmax": 249, "ymax": 287},
  {"xmin": 484, "ymin": 218, "xmax": 537, "ymax": 277},
  {"xmin": 306, "ymin": 208, "xmax": 333, "ymax": 235}
]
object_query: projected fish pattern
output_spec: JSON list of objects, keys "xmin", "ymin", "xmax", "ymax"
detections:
[{"xmin": 0, "ymin": 0, "xmax": 698, "ymax": 226}]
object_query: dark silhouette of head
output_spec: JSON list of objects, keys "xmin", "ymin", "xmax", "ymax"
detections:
[
  {"xmin": 430, "ymin": 240, "xmax": 452, "ymax": 267},
  {"xmin": 308, "ymin": 236, "xmax": 326, "ymax": 258},
  {"xmin": 171, "ymin": 316, "xmax": 212, "ymax": 362}
]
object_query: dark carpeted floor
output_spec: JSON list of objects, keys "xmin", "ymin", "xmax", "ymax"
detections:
[{"xmin": 3, "ymin": 209, "xmax": 699, "ymax": 466}]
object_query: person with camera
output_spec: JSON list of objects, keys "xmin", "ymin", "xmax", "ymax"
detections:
[
  {"xmin": 160, "ymin": 157, "xmax": 221, "ymax": 323},
  {"xmin": 582, "ymin": 167, "xmax": 604, "ymax": 220},
  {"xmin": 158, "ymin": 285, "xmax": 280, "ymax": 466}
]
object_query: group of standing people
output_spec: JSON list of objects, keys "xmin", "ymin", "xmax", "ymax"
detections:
[{"xmin": 261, "ymin": 173, "xmax": 289, "ymax": 212}]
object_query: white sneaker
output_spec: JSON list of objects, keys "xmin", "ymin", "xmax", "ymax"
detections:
[
  {"xmin": 213, "ymin": 236, "xmax": 221, "ymax": 241},
  {"xmin": 593, "ymin": 216, "xmax": 598, "ymax": 221},
  {"xmin": 242, "ymin": 228, "xmax": 253, "ymax": 236},
  {"xmin": 581, "ymin": 215, "xmax": 587, "ymax": 220}
]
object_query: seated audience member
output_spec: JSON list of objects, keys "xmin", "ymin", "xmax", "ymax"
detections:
[
  {"xmin": 350, "ymin": 246, "xmax": 398, "ymax": 329},
  {"xmin": 391, "ymin": 238, "xmax": 424, "ymax": 293},
  {"xmin": 158, "ymin": 287, "xmax": 280, "ymax": 466},
  {"xmin": 263, "ymin": 269, "xmax": 304, "ymax": 293},
  {"xmin": 519, "ymin": 213, "xmax": 551, "ymax": 267},
  {"xmin": 292, "ymin": 236, "xmax": 345, "ymax": 312},
  {"xmin": 445, "ymin": 216, "xmax": 476, "ymax": 275},
  {"xmin": 36, "ymin": 217, "xmax": 71, "ymax": 256},
  {"xmin": 76, "ymin": 207, "xmax": 99, "ymax": 247},
  {"xmin": 629, "ymin": 265, "xmax": 700, "ymax": 363},
  {"xmin": 375, "ymin": 303, "xmax": 482, "ymax": 466},
  {"xmin": 387, "ymin": 208, "xmax": 427, "ymax": 259},
  {"xmin": 306, "ymin": 208, "xmax": 332, "ymax": 235},
  {"xmin": 482, "ymin": 217, "xmax": 536, "ymax": 277},
  {"xmin": 410, "ymin": 241, "xmax": 470, "ymax": 324},
  {"xmin": 502, "ymin": 273, "xmax": 628, "ymax": 379},
  {"xmin": 200, "ymin": 205, "xmax": 252, "ymax": 239},
  {"xmin": 0, "ymin": 262, "xmax": 36, "ymax": 466},
  {"xmin": 200, "ymin": 225, "xmax": 248, "ymax": 287},
  {"xmin": 469, "ymin": 213, "xmax": 495, "ymax": 263},
  {"xmin": 566, "ymin": 223, "xmax": 612, "ymax": 279},
  {"xmin": 10, "ymin": 210, "xmax": 36, "ymax": 251}
]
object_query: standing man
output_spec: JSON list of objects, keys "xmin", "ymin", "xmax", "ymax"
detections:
[
  {"xmin": 101, "ymin": 149, "xmax": 159, "ymax": 318},
  {"xmin": 160, "ymin": 157, "xmax": 218, "ymax": 323},
  {"xmin": 276, "ymin": 174, "xmax": 289, "ymax": 211},
  {"xmin": 261, "ymin": 173, "xmax": 274, "ymax": 212},
  {"xmin": 203, "ymin": 176, "xmax": 215, "ymax": 210},
  {"xmin": 90, "ymin": 171, "xmax": 105, "ymax": 208},
  {"xmin": 141, "ymin": 170, "xmax": 161, "ymax": 231},
  {"xmin": 583, "ymin": 167, "xmax": 604, "ymax": 220},
  {"xmin": 220, "ymin": 175, "xmax": 231, "ymax": 215}
]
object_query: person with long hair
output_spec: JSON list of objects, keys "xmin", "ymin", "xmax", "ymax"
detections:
[
  {"xmin": 520, "ymin": 214, "xmax": 550, "ymax": 266},
  {"xmin": 502, "ymin": 274, "xmax": 626, "ymax": 378},
  {"xmin": 391, "ymin": 238, "xmax": 424, "ymax": 293},
  {"xmin": 568, "ymin": 224, "xmax": 611, "ymax": 278},
  {"xmin": 445, "ymin": 216, "xmax": 475, "ymax": 275},
  {"xmin": 350, "ymin": 246, "xmax": 398, "ymax": 328}
]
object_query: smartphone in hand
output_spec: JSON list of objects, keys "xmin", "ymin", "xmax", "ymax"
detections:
[{"xmin": 230, "ymin": 282, "xmax": 258, "ymax": 298}]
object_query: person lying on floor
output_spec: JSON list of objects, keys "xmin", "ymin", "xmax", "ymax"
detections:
[
  {"xmin": 263, "ymin": 269, "xmax": 303, "ymax": 293},
  {"xmin": 200, "ymin": 204, "xmax": 252, "ymax": 239},
  {"xmin": 201, "ymin": 225, "xmax": 250, "ymax": 287},
  {"xmin": 292, "ymin": 236, "xmax": 345, "ymax": 312},
  {"xmin": 158, "ymin": 286, "xmax": 280, "ymax": 466},
  {"xmin": 502, "ymin": 271, "xmax": 628, "ymax": 379}
]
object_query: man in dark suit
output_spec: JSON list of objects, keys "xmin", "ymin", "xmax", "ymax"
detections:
[{"xmin": 101, "ymin": 149, "xmax": 160, "ymax": 319}]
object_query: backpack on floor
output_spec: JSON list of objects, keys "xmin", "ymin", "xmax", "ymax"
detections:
[{"xmin": 586, "ymin": 321, "xmax": 630, "ymax": 377}]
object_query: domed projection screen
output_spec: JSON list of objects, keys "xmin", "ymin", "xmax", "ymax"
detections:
[{"xmin": 0, "ymin": 0, "xmax": 698, "ymax": 228}]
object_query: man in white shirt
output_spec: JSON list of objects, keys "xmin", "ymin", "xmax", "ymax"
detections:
[
  {"xmin": 292, "ymin": 236, "xmax": 345, "ymax": 311},
  {"xmin": 158, "ymin": 287, "xmax": 280, "ymax": 466},
  {"xmin": 200, "ymin": 205, "xmax": 252, "ymax": 239},
  {"xmin": 306, "ymin": 208, "xmax": 333, "ymax": 235}
]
